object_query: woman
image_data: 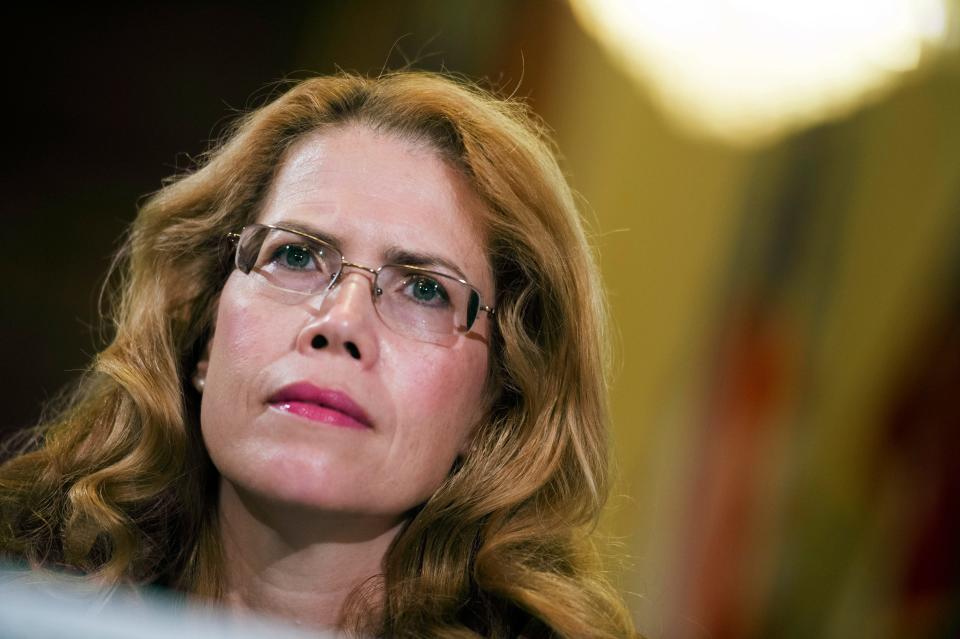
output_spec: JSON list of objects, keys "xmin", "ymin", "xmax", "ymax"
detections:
[{"xmin": 0, "ymin": 71, "xmax": 637, "ymax": 638}]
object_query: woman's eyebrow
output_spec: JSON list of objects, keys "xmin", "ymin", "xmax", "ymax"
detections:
[
  {"xmin": 277, "ymin": 220, "xmax": 471, "ymax": 282},
  {"xmin": 279, "ymin": 220, "xmax": 343, "ymax": 250},
  {"xmin": 384, "ymin": 246, "xmax": 469, "ymax": 282}
]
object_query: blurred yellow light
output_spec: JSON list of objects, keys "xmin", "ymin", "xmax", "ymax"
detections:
[{"xmin": 570, "ymin": 0, "xmax": 953, "ymax": 146}]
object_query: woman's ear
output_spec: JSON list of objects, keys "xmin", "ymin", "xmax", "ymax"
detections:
[
  {"xmin": 192, "ymin": 301, "xmax": 220, "ymax": 394},
  {"xmin": 192, "ymin": 339, "xmax": 212, "ymax": 393}
]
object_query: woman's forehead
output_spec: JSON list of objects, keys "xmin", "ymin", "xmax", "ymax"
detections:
[{"xmin": 257, "ymin": 126, "xmax": 494, "ymax": 292}]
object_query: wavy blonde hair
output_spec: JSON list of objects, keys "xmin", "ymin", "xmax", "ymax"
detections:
[{"xmin": 0, "ymin": 72, "xmax": 635, "ymax": 638}]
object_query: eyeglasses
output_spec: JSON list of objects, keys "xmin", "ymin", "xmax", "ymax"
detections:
[{"xmin": 227, "ymin": 224, "xmax": 495, "ymax": 345}]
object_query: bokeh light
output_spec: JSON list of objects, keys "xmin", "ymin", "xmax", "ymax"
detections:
[{"xmin": 570, "ymin": 0, "xmax": 955, "ymax": 145}]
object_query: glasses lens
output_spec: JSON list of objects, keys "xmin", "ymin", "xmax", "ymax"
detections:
[
  {"xmin": 237, "ymin": 226, "xmax": 340, "ymax": 294},
  {"xmin": 376, "ymin": 266, "xmax": 474, "ymax": 343},
  {"xmin": 233, "ymin": 227, "xmax": 487, "ymax": 345}
]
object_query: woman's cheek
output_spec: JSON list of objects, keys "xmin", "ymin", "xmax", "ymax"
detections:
[
  {"xmin": 217, "ymin": 286, "xmax": 284, "ymax": 371},
  {"xmin": 397, "ymin": 346, "xmax": 487, "ymax": 443},
  {"xmin": 207, "ymin": 287, "xmax": 279, "ymax": 419}
]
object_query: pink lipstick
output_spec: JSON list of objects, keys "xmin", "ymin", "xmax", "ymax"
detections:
[{"xmin": 267, "ymin": 383, "xmax": 372, "ymax": 430}]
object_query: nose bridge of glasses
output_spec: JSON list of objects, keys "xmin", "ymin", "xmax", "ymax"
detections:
[
  {"xmin": 310, "ymin": 268, "xmax": 377, "ymax": 323},
  {"xmin": 319, "ymin": 262, "xmax": 386, "ymax": 318},
  {"xmin": 334, "ymin": 260, "xmax": 380, "ymax": 291}
]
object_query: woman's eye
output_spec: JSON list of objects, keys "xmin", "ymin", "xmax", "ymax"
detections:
[
  {"xmin": 403, "ymin": 276, "xmax": 450, "ymax": 307},
  {"xmin": 269, "ymin": 244, "xmax": 316, "ymax": 270}
]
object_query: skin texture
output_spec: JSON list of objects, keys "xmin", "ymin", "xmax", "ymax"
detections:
[{"xmin": 195, "ymin": 125, "xmax": 495, "ymax": 628}]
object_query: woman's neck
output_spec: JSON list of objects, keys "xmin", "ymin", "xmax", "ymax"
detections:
[{"xmin": 216, "ymin": 479, "xmax": 403, "ymax": 633}]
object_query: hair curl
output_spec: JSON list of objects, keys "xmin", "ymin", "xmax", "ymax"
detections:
[{"xmin": 0, "ymin": 71, "xmax": 636, "ymax": 638}]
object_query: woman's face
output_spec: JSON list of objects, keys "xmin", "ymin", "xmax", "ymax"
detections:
[{"xmin": 198, "ymin": 125, "xmax": 494, "ymax": 520}]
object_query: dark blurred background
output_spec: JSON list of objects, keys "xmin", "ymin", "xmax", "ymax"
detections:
[{"xmin": 2, "ymin": 3, "xmax": 958, "ymax": 638}]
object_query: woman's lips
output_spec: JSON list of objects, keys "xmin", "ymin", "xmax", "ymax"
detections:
[
  {"xmin": 270, "ymin": 401, "xmax": 369, "ymax": 429},
  {"xmin": 267, "ymin": 383, "xmax": 373, "ymax": 430}
]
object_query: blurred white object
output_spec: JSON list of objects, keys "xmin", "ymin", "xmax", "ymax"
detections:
[
  {"xmin": 570, "ymin": 0, "xmax": 955, "ymax": 146},
  {"xmin": 0, "ymin": 569, "xmax": 336, "ymax": 639}
]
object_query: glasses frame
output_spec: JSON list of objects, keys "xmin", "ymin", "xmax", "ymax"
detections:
[{"xmin": 226, "ymin": 223, "xmax": 495, "ymax": 336}]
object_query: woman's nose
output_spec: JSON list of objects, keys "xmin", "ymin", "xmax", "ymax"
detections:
[{"xmin": 295, "ymin": 272, "xmax": 380, "ymax": 368}]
